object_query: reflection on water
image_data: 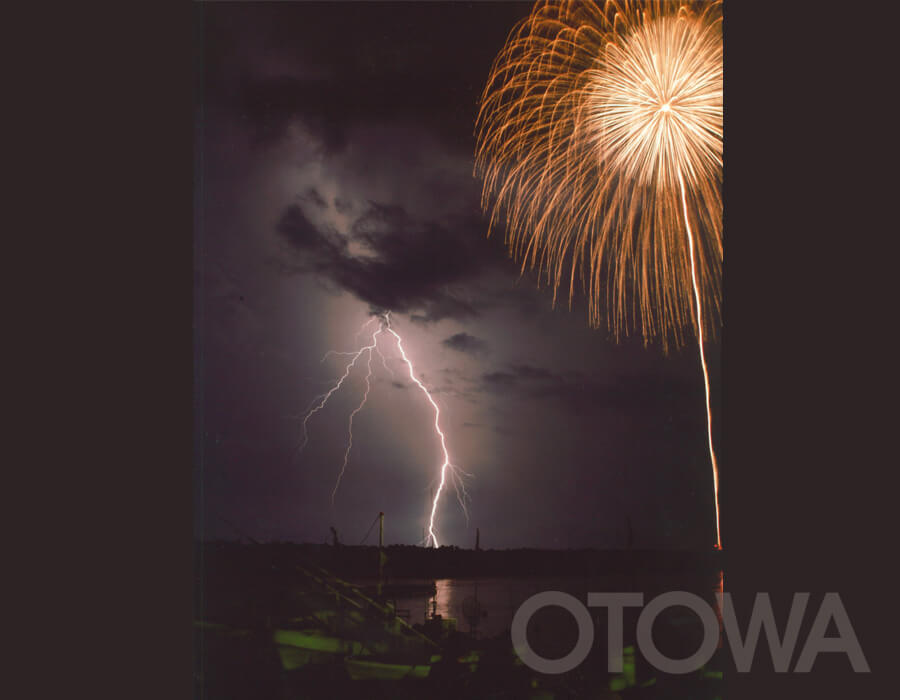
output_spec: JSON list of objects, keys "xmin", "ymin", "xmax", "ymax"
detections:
[{"xmin": 392, "ymin": 571, "xmax": 725, "ymax": 641}]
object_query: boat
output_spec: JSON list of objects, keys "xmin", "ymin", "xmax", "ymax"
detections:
[
  {"xmin": 361, "ymin": 580, "xmax": 437, "ymax": 598},
  {"xmin": 344, "ymin": 653, "xmax": 442, "ymax": 680},
  {"xmin": 270, "ymin": 561, "xmax": 440, "ymax": 674}
]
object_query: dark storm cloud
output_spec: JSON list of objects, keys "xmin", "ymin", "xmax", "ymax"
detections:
[
  {"xmin": 303, "ymin": 187, "xmax": 328, "ymax": 210},
  {"xmin": 233, "ymin": 70, "xmax": 466, "ymax": 154},
  {"xmin": 203, "ymin": 2, "xmax": 549, "ymax": 328},
  {"xmin": 334, "ymin": 197, "xmax": 354, "ymax": 215},
  {"xmin": 277, "ymin": 200, "xmax": 506, "ymax": 323},
  {"xmin": 408, "ymin": 299, "xmax": 479, "ymax": 325},
  {"xmin": 203, "ymin": 2, "xmax": 533, "ymax": 154},
  {"xmin": 442, "ymin": 332, "xmax": 489, "ymax": 356},
  {"xmin": 276, "ymin": 204, "xmax": 344, "ymax": 256},
  {"xmin": 236, "ymin": 76, "xmax": 351, "ymax": 152}
]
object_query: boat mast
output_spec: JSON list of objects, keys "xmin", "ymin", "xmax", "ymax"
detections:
[{"xmin": 377, "ymin": 511, "xmax": 384, "ymax": 596}]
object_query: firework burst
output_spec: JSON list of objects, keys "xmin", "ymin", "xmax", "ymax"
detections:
[
  {"xmin": 475, "ymin": 0, "xmax": 722, "ymax": 350},
  {"xmin": 476, "ymin": 0, "xmax": 722, "ymax": 547}
]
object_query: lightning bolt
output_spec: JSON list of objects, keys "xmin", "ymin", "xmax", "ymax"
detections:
[
  {"xmin": 331, "ymin": 331, "xmax": 378, "ymax": 504},
  {"xmin": 383, "ymin": 312, "xmax": 468, "ymax": 548},
  {"xmin": 299, "ymin": 311, "xmax": 469, "ymax": 544},
  {"xmin": 299, "ymin": 320, "xmax": 382, "ymax": 453}
]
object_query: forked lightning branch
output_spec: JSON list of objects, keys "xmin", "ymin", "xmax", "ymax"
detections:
[{"xmin": 299, "ymin": 311, "xmax": 469, "ymax": 547}]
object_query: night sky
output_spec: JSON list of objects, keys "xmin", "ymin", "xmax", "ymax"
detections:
[{"xmin": 195, "ymin": 1, "xmax": 721, "ymax": 550}]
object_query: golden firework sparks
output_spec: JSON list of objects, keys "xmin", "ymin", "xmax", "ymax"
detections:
[{"xmin": 476, "ymin": 0, "xmax": 722, "ymax": 547}]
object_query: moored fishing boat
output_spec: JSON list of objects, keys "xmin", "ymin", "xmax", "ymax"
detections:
[{"xmin": 344, "ymin": 652, "xmax": 442, "ymax": 680}]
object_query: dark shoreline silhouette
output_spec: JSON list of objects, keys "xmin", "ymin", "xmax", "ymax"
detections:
[
  {"xmin": 196, "ymin": 540, "xmax": 726, "ymax": 699},
  {"xmin": 198, "ymin": 540, "xmax": 723, "ymax": 581}
]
